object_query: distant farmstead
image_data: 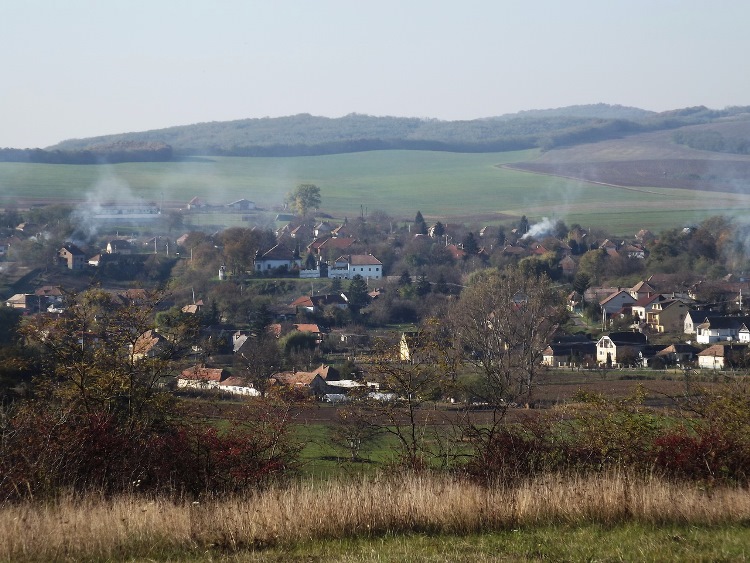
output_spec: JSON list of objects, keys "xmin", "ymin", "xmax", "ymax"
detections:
[{"xmin": 227, "ymin": 199, "xmax": 256, "ymax": 210}]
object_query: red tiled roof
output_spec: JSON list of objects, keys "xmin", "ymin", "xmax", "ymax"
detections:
[{"xmin": 180, "ymin": 366, "xmax": 227, "ymax": 382}]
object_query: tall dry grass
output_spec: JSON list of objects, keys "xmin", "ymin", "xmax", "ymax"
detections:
[{"xmin": 2, "ymin": 472, "xmax": 749, "ymax": 561}]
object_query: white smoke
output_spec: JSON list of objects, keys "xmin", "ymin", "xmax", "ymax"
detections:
[
  {"xmin": 522, "ymin": 216, "xmax": 556, "ymax": 240},
  {"xmin": 70, "ymin": 168, "xmax": 141, "ymax": 241}
]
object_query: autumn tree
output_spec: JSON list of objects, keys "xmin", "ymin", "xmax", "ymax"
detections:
[
  {"xmin": 286, "ymin": 183, "xmax": 322, "ymax": 217},
  {"xmin": 22, "ymin": 289, "xmax": 191, "ymax": 424},
  {"xmin": 218, "ymin": 227, "xmax": 275, "ymax": 276}
]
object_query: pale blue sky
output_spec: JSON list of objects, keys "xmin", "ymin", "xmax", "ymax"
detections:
[{"xmin": 1, "ymin": 0, "xmax": 748, "ymax": 148}]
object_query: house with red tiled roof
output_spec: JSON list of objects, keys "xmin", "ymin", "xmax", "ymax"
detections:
[
  {"xmin": 631, "ymin": 294, "xmax": 666, "ymax": 323},
  {"xmin": 293, "ymin": 323, "xmax": 325, "ymax": 344},
  {"xmin": 328, "ymin": 254, "xmax": 383, "ymax": 280},
  {"xmin": 629, "ymin": 281, "xmax": 658, "ymax": 301},
  {"xmin": 272, "ymin": 369, "xmax": 319, "ymax": 388},
  {"xmin": 178, "ymin": 366, "xmax": 228, "ymax": 390},
  {"xmin": 501, "ymin": 244, "xmax": 528, "ymax": 258},
  {"xmin": 446, "ymin": 244, "xmax": 467, "ymax": 260},
  {"xmin": 309, "ymin": 236, "xmax": 357, "ymax": 257},
  {"xmin": 132, "ymin": 330, "xmax": 169, "ymax": 360},
  {"xmin": 290, "ymin": 293, "xmax": 348, "ymax": 314}
]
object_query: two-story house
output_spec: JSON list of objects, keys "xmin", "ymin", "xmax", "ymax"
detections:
[
  {"xmin": 328, "ymin": 254, "xmax": 383, "ymax": 280},
  {"xmin": 596, "ymin": 331, "xmax": 647, "ymax": 366}
]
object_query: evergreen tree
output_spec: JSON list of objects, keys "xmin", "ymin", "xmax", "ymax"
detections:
[
  {"xmin": 399, "ymin": 270, "xmax": 412, "ymax": 286},
  {"xmin": 346, "ymin": 275, "xmax": 371, "ymax": 316},
  {"xmin": 433, "ymin": 221, "xmax": 445, "ymax": 237},
  {"xmin": 463, "ymin": 232, "xmax": 479, "ymax": 254},
  {"xmin": 518, "ymin": 215, "xmax": 530, "ymax": 235},
  {"xmin": 414, "ymin": 211, "xmax": 427, "ymax": 235},
  {"xmin": 330, "ymin": 277, "xmax": 343, "ymax": 293},
  {"xmin": 415, "ymin": 273, "xmax": 431, "ymax": 297},
  {"xmin": 305, "ymin": 252, "xmax": 317, "ymax": 270},
  {"xmin": 496, "ymin": 227, "xmax": 506, "ymax": 247}
]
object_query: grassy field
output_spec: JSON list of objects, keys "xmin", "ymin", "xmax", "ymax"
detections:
[
  {"xmin": 3, "ymin": 149, "xmax": 750, "ymax": 234},
  {"xmin": 3, "ymin": 472, "xmax": 750, "ymax": 561}
]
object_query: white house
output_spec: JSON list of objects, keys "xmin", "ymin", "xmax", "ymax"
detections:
[
  {"xmin": 328, "ymin": 254, "xmax": 383, "ymax": 280},
  {"xmin": 697, "ymin": 344, "xmax": 748, "ymax": 370},
  {"xmin": 254, "ymin": 244, "xmax": 302, "ymax": 272},
  {"xmin": 695, "ymin": 316, "xmax": 750, "ymax": 344},
  {"xmin": 684, "ymin": 311, "xmax": 724, "ymax": 335},
  {"xmin": 596, "ymin": 331, "xmax": 647, "ymax": 366}
]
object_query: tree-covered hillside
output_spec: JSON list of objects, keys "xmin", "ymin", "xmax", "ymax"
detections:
[{"xmin": 3, "ymin": 105, "xmax": 748, "ymax": 163}]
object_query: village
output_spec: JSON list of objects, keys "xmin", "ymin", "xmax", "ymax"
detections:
[{"xmin": 2, "ymin": 194, "xmax": 750, "ymax": 408}]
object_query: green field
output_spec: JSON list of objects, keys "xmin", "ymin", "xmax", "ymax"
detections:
[{"xmin": 2, "ymin": 149, "xmax": 750, "ymax": 234}]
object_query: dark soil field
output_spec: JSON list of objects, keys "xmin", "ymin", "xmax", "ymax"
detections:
[
  {"xmin": 183, "ymin": 370, "xmax": 708, "ymax": 426},
  {"xmin": 508, "ymin": 158, "xmax": 750, "ymax": 193},
  {"xmin": 508, "ymin": 122, "xmax": 750, "ymax": 193}
]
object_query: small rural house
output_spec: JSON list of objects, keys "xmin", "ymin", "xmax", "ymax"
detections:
[
  {"xmin": 697, "ymin": 344, "xmax": 748, "ymax": 370},
  {"xmin": 542, "ymin": 339, "xmax": 596, "ymax": 368},
  {"xmin": 177, "ymin": 366, "xmax": 228, "ymax": 390},
  {"xmin": 226, "ymin": 199, "xmax": 255, "ymax": 210},
  {"xmin": 254, "ymin": 244, "xmax": 301, "ymax": 272},
  {"xmin": 645, "ymin": 299, "xmax": 690, "ymax": 333},
  {"xmin": 695, "ymin": 316, "xmax": 750, "ymax": 344},
  {"xmin": 600, "ymin": 290, "xmax": 637, "ymax": 316},
  {"xmin": 655, "ymin": 344, "xmax": 700, "ymax": 366},
  {"xmin": 684, "ymin": 310, "xmax": 724, "ymax": 334},
  {"xmin": 218, "ymin": 376, "xmax": 260, "ymax": 396},
  {"xmin": 289, "ymin": 293, "xmax": 348, "ymax": 314},
  {"xmin": 596, "ymin": 331, "xmax": 647, "ymax": 366},
  {"xmin": 58, "ymin": 243, "xmax": 86, "ymax": 270}
]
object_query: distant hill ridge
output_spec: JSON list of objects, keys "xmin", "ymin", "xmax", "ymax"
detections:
[{"xmin": 3, "ymin": 104, "xmax": 749, "ymax": 163}]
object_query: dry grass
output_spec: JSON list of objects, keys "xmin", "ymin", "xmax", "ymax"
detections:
[{"xmin": 2, "ymin": 472, "xmax": 750, "ymax": 561}]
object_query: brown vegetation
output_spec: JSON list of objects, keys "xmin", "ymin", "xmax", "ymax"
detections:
[{"xmin": 1, "ymin": 472, "xmax": 749, "ymax": 561}]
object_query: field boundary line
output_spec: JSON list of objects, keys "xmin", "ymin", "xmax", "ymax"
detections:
[{"xmin": 499, "ymin": 163, "xmax": 667, "ymax": 196}]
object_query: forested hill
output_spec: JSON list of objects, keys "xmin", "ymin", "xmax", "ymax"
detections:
[{"xmin": 15, "ymin": 104, "xmax": 750, "ymax": 162}]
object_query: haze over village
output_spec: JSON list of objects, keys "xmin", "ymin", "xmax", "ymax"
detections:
[{"xmin": 2, "ymin": 1, "xmax": 750, "ymax": 561}]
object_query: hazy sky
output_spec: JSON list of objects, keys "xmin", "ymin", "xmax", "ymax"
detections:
[{"xmin": 2, "ymin": 0, "xmax": 748, "ymax": 148}]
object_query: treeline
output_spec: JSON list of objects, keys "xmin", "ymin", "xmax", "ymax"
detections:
[
  {"xmin": 673, "ymin": 129, "xmax": 750, "ymax": 155},
  {"xmin": 41, "ymin": 105, "xmax": 750, "ymax": 158},
  {"xmin": 0, "ymin": 141, "xmax": 173, "ymax": 164}
]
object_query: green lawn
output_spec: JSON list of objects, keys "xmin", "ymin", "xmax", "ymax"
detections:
[
  {"xmin": 295, "ymin": 421, "xmax": 400, "ymax": 479},
  {"xmin": 226, "ymin": 524, "xmax": 750, "ymax": 562},
  {"xmin": 3, "ymin": 149, "xmax": 750, "ymax": 234}
]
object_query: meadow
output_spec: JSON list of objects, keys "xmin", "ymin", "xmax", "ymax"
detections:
[
  {"xmin": 2, "ymin": 149, "xmax": 750, "ymax": 234},
  {"xmin": 3, "ymin": 472, "xmax": 750, "ymax": 561}
]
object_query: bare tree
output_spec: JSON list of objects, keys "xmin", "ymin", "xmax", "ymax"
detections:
[
  {"xmin": 452, "ymin": 267, "xmax": 566, "ymax": 422},
  {"xmin": 236, "ymin": 331, "xmax": 282, "ymax": 398},
  {"xmin": 344, "ymin": 328, "xmax": 450, "ymax": 470}
]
